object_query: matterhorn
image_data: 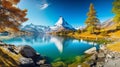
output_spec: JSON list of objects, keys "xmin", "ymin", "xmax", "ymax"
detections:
[{"xmin": 50, "ymin": 16, "xmax": 75, "ymax": 32}]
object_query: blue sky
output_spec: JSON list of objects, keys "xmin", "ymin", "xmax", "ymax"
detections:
[{"xmin": 18, "ymin": 0, "xmax": 114, "ymax": 27}]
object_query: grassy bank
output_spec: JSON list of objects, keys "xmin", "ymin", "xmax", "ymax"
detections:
[
  {"xmin": 56, "ymin": 32, "xmax": 112, "ymax": 44},
  {"xmin": 107, "ymin": 42, "xmax": 120, "ymax": 52},
  {"xmin": 0, "ymin": 46, "xmax": 21, "ymax": 66}
]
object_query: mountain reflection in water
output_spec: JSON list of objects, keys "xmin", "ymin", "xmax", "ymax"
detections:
[{"xmin": 2, "ymin": 34, "xmax": 99, "ymax": 61}]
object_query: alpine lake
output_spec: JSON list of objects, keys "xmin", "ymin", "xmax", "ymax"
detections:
[{"xmin": 1, "ymin": 34, "xmax": 100, "ymax": 64}]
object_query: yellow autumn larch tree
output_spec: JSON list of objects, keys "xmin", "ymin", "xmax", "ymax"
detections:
[{"xmin": 85, "ymin": 3, "xmax": 100, "ymax": 34}]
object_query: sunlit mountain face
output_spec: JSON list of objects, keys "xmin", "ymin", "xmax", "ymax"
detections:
[{"xmin": 50, "ymin": 17, "xmax": 76, "ymax": 31}]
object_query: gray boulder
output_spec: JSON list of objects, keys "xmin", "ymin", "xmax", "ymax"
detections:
[{"xmin": 19, "ymin": 45, "xmax": 37, "ymax": 58}]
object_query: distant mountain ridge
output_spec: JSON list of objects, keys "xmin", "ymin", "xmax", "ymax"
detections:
[
  {"xmin": 21, "ymin": 23, "xmax": 50, "ymax": 34},
  {"xmin": 21, "ymin": 17, "xmax": 76, "ymax": 34},
  {"xmin": 101, "ymin": 18, "xmax": 114, "ymax": 28},
  {"xmin": 101, "ymin": 18, "xmax": 116, "ymax": 30}
]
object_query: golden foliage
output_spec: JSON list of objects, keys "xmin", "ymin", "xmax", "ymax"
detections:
[
  {"xmin": 0, "ymin": 0, "xmax": 28, "ymax": 32},
  {"xmin": 107, "ymin": 42, "xmax": 120, "ymax": 52},
  {"xmin": 0, "ymin": 47, "xmax": 21, "ymax": 66},
  {"xmin": 85, "ymin": 3, "xmax": 100, "ymax": 33},
  {"xmin": 112, "ymin": 0, "xmax": 120, "ymax": 25}
]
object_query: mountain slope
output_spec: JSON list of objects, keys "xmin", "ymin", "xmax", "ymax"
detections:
[
  {"xmin": 21, "ymin": 23, "xmax": 50, "ymax": 34},
  {"xmin": 102, "ymin": 18, "xmax": 114, "ymax": 28},
  {"xmin": 101, "ymin": 18, "xmax": 116, "ymax": 30},
  {"xmin": 50, "ymin": 17, "xmax": 75, "ymax": 32}
]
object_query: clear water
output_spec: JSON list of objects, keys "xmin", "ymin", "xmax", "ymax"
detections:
[{"xmin": 1, "ymin": 34, "xmax": 99, "ymax": 62}]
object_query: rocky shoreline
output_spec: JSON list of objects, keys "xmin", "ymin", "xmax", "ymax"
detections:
[
  {"xmin": 84, "ymin": 45, "xmax": 120, "ymax": 67},
  {"xmin": 0, "ymin": 40, "xmax": 120, "ymax": 67},
  {"xmin": 0, "ymin": 42, "xmax": 51, "ymax": 67}
]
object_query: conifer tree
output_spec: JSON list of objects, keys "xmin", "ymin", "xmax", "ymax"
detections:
[{"xmin": 85, "ymin": 3, "xmax": 100, "ymax": 33}]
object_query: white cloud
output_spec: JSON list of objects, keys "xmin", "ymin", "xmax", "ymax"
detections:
[{"xmin": 40, "ymin": 3, "xmax": 49, "ymax": 10}]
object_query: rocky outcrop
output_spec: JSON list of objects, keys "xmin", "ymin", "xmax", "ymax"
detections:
[
  {"xmin": 85, "ymin": 45, "xmax": 120, "ymax": 67},
  {"xmin": 84, "ymin": 47, "xmax": 97, "ymax": 54},
  {"xmin": 0, "ymin": 44, "xmax": 51, "ymax": 67},
  {"xmin": 85, "ymin": 49, "xmax": 106, "ymax": 67}
]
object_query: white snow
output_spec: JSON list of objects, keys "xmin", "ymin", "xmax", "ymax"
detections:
[
  {"xmin": 55, "ymin": 17, "xmax": 64, "ymax": 27},
  {"xmin": 22, "ymin": 23, "xmax": 50, "ymax": 33},
  {"xmin": 50, "ymin": 17, "xmax": 75, "ymax": 31}
]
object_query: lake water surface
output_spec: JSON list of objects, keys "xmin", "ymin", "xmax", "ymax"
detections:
[{"xmin": 1, "ymin": 34, "xmax": 99, "ymax": 62}]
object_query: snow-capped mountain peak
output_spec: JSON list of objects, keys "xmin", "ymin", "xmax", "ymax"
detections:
[
  {"xmin": 50, "ymin": 16, "xmax": 75, "ymax": 31},
  {"xmin": 55, "ymin": 17, "xmax": 67, "ymax": 26},
  {"xmin": 55, "ymin": 16, "xmax": 63, "ymax": 26},
  {"xmin": 55, "ymin": 16, "xmax": 73, "ymax": 28}
]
